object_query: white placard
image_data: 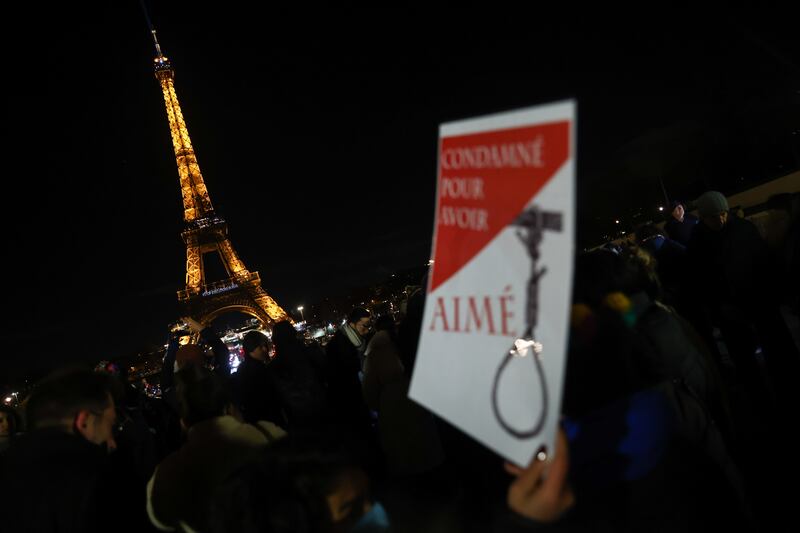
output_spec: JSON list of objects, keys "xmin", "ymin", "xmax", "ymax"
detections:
[{"xmin": 409, "ymin": 101, "xmax": 576, "ymax": 466}]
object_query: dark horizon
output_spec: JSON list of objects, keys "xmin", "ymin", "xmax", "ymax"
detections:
[{"xmin": 2, "ymin": 4, "xmax": 798, "ymax": 383}]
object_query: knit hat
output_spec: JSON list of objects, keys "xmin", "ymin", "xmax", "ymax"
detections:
[
  {"xmin": 694, "ymin": 191, "xmax": 729, "ymax": 217},
  {"xmin": 176, "ymin": 344, "xmax": 206, "ymax": 369},
  {"xmin": 242, "ymin": 330, "xmax": 270, "ymax": 355}
]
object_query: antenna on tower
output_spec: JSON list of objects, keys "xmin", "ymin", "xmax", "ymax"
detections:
[
  {"xmin": 151, "ymin": 30, "xmax": 164, "ymax": 57},
  {"xmin": 139, "ymin": 0, "xmax": 164, "ymax": 57}
]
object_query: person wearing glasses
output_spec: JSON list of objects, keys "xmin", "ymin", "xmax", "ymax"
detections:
[
  {"xmin": 0, "ymin": 368, "xmax": 147, "ymax": 532},
  {"xmin": 324, "ymin": 307, "xmax": 374, "ymax": 437}
]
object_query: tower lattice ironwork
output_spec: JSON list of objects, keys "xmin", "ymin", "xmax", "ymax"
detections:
[{"xmin": 150, "ymin": 30, "xmax": 289, "ymax": 326}]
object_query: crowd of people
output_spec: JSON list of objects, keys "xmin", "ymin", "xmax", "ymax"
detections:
[{"xmin": 0, "ymin": 189, "xmax": 798, "ymax": 532}]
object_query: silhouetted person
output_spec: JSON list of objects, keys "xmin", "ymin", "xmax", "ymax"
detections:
[
  {"xmin": 208, "ymin": 434, "xmax": 391, "ymax": 533},
  {"xmin": 147, "ymin": 363, "xmax": 284, "ymax": 532},
  {"xmin": 549, "ymin": 250, "xmax": 754, "ymax": 532},
  {"xmin": 230, "ymin": 330, "xmax": 287, "ymax": 428},
  {"xmin": 325, "ymin": 307, "xmax": 373, "ymax": 436},
  {"xmin": 0, "ymin": 368, "xmax": 146, "ymax": 533},
  {"xmin": 268, "ymin": 320, "xmax": 328, "ymax": 431},
  {"xmin": 687, "ymin": 191, "xmax": 800, "ymax": 411},
  {"xmin": 362, "ymin": 313, "xmax": 448, "ymax": 531},
  {"xmin": 636, "ymin": 223, "xmax": 688, "ymax": 304},
  {"xmin": 363, "ymin": 314, "xmax": 444, "ymax": 477},
  {"xmin": 95, "ymin": 361, "xmax": 158, "ymax": 493},
  {"xmin": 664, "ymin": 200, "xmax": 699, "ymax": 246},
  {"xmin": 160, "ymin": 317, "xmax": 231, "ymax": 453},
  {"xmin": 763, "ymin": 193, "xmax": 800, "ymax": 312},
  {"xmin": 0, "ymin": 404, "xmax": 21, "ymax": 462}
]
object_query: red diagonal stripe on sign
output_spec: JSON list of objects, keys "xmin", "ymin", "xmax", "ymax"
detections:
[{"xmin": 430, "ymin": 121, "xmax": 570, "ymax": 292}]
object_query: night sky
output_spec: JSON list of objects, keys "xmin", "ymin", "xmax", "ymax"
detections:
[{"xmin": 2, "ymin": 4, "xmax": 798, "ymax": 382}]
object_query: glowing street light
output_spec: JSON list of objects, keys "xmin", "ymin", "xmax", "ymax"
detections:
[
  {"xmin": 297, "ymin": 306, "xmax": 305, "ymax": 321},
  {"xmin": 658, "ymin": 206, "xmax": 664, "ymax": 212},
  {"xmin": 615, "ymin": 220, "xmax": 620, "ymax": 224}
]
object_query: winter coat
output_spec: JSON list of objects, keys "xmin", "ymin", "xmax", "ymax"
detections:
[{"xmin": 0, "ymin": 429, "xmax": 147, "ymax": 533}]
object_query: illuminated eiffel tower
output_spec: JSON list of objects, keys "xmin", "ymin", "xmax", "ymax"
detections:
[{"xmin": 149, "ymin": 29, "xmax": 289, "ymax": 326}]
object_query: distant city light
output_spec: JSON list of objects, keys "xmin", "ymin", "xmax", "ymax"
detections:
[
  {"xmin": 658, "ymin": 206, "xmax": 664, "ymax": 211},
  {"xmin": 615, "ymin": 220, "xmax": 620, "ymax": 224}
]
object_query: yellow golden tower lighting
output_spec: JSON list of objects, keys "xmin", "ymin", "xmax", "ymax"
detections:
[{"xmin": 149, "ymin": 28, "xmax": 290, "ymax": 325}]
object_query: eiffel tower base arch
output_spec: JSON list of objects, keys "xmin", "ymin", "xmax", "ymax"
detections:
[{"xmin": 180, "ymin": 284, "xmax": 284, "ymax": 328}]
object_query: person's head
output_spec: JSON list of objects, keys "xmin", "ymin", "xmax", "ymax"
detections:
[
  {"xmin": 272, "ymin": 320, "xmax": 301, "ymax": 351},
  {"xmin": 763, "ymin": 193, "xmax": 795, "ymax": 246},
  {"xmin": 175, "ymin": 363, "xmax": 231, "ymax": 428},
  {"xmin": 566, "ymin": 251, "xmax": 666, "ymax": 418},
  {"xmin": 766, "ymin": 192, "xmax": 794, "ymax": 216},
  {"xmin": 670, "ymin": 200, "xmax": 685, "ymax": 222},
  {"xmin": 347, "ymin": 307, "xmax": 371, "ymax": 337},
  {"xmin": 398, "ymin": 277, "xmax": 428, "ymax": 376},
  {"xmin": 325, "ymin": 466, "xmax": 372, "ymax": 530},
  {"xmin": 243, "ymin": 330, "xmax": 271, "ymax": 362},
  {"xmin": 695, "ymin": 191, "xmax": 729, "ymax": 231},
  {"xmin": 25, "ymin": 368, "xmax": 117, "ymax": 450},
  {"xmin": 373, "ymin": 314, "xmax": 396, "ymax": 334},
  {"xmin": 209, "ymin": 434, "xmax": 373, "ymax": 533},
  {"xmin": 176, "ymin": 343, "xmax": 207, "ymax": 369},
  {"xmin": 573, "ymin": 248, "xmax": 660, "ymax": 308}
]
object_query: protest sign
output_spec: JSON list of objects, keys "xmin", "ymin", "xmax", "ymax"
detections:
[{"xmin": 409, "ymin": 101, "xmax": 575, "ymax": 466}]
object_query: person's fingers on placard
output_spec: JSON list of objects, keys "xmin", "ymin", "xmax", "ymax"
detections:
[
  {"xmin": 507, "ymin": 431, "xmax": 575, "ymax": 522},
  {"xmin": 541, "ymin": 429, "xmax": 569, "ymax": 494},
  {"xmin": 540, "ymin": 429, "xmax": 575, "ymax": 514},
  {"xmin": 514, "ymin": 447, "xmax": 548, "ymax": 493}
]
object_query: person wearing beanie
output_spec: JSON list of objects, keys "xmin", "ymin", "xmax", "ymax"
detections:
[
  {"xmin": 229, "ymin": 330, "xmax": 286, "ymax": 427},
  {"xmin": 687, "ymin": 190, "xmax": 800, "ymax": 413},
  {"xmin": 694, "ymin": 191, "xmax": 730, "ymax": 232}
]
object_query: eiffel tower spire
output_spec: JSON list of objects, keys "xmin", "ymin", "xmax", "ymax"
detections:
[
  {"xmin": 149, "ymin": 26, "xmax": 290, "ymax": 325},
  {"xmin": 151, "ymin": 30, "xmax": 214, "ymax": 222}
]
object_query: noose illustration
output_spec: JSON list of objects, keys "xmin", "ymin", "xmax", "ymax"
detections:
[{"xmin": 491, "ymin": 206, "xmax": 563, "ymax": 439}]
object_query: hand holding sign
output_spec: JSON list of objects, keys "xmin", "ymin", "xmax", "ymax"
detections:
[{"xmin": 504, "ymin": 429, "xmax": 575, "ymax": 523}]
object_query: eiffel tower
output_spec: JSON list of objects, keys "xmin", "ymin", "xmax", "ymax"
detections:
[{"xmin": 149, "ymin": 29, "xmax": 289, "ymax": 326}]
